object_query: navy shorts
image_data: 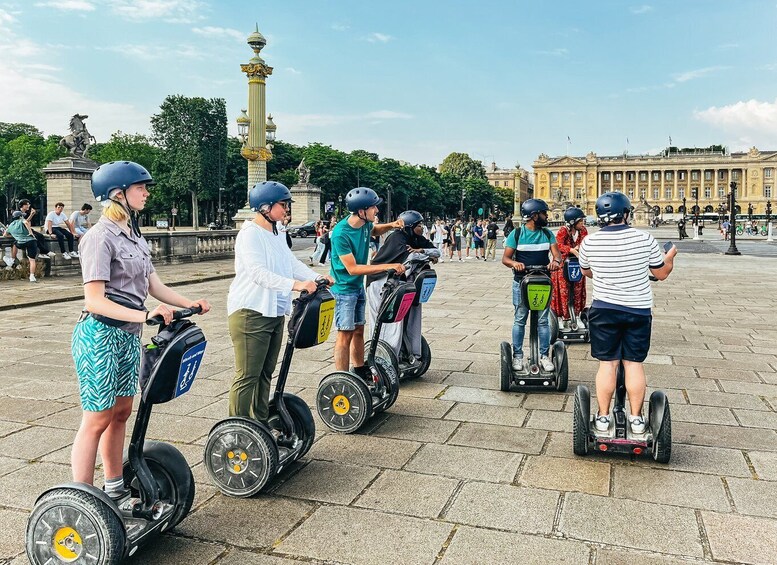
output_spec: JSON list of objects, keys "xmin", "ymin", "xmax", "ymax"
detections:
[{"xmin": 588, "ymin": 307, "xmax": 652, "ymax": 362}]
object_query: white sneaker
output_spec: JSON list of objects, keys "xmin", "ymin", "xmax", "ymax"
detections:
[
  {"xmin": 46, "ymin": 251, "xmax": 56, "ymax": 258},
  {"xmin": 63, "ymin": 252, "xmax": 72, "ymax": 260},
  {"xmin": 539, "ymin": 355, "xmax": 554, "ymax": 372},
  {"xmin": 629, "ymin": 415, "xmax": 647, "ymax": 434},
  {"xmin": 39, "ymin": 253, "xmax": 51, "ymax": 261},
  {"xmin": 466, "ymin": 256, "xmax": 473, "ymax": 260},
  {"xmin": 594, "ymin": 413, "xmax": 611, "ymax": 432},
  {"xmin": 458, "ymin": 258, "xmax": 463, "ymax": 262},
  {"xmin": 70, "ymin": 251, "xmax": 79, "ymax": 258},
  {"xmin": 511, "ymin": 356, "xmax": 524, "ymax": 371},
  {"xmin": 29, "ymin": 274, "xmax": 37, "ymax": 283}
]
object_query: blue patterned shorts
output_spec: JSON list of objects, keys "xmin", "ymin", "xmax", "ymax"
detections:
[{"xmin": 72, "ymin": 316, "xmax": 141, "ymax": 412}]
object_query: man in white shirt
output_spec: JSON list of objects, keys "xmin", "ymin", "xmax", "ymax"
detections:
[
  {"xmin": 69, "ymin": 203, "xmax": 93, "ymax": 238},
  {"xmin": 45, "ymin": 202, "xmax": 78, "ymax": 259}
]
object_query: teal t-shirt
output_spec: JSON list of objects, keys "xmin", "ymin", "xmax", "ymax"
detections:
[
  {"xmin": 330, "ymin": 216, "xmax": 373, "ymax": 294},
  {"xmin": 505, "ymin": 225, "xmax": 554, "ymax": 269},
  {"xmin": 7, "ymin": 219, "xmax": 34, "ymax": 244}
]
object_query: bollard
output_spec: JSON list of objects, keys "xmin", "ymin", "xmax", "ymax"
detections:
[
  {"xmin": 693, "ymin": 224, "xmax": 700, "ymax": 240},
  {"xmin": 768, "ymin": 222, "xmax": 774, "ymax": 243}
]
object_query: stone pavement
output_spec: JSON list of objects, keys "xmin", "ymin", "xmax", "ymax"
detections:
[{"xmin": 1, "ymin": 250, "xmax": 777, "ymax": 564}]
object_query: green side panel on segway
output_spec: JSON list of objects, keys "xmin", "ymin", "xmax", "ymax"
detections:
[{"xmin": 526, "ymin": 282, "xmax": 551, "ymax": 311}]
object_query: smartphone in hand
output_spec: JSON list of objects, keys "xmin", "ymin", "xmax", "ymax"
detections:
[{"xmin": 663, "ymin": 241, "xmax": 674, "ymax": 252}]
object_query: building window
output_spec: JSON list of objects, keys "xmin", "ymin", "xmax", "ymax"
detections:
[
  {"xmin": 679, "ymin": 187, "xmax": 685, "ymax": 199},
  {"xmin": 563, "ymin": 172, "xmax": 570, "ymax": 181},
  {"xmin": 719, "ymin": 170, "xmax": 725, "ymax": 180},
  {"xmin": 627, "ymin": 172, "xmax": 634, "ymax": 181},
  {"xmin": 615, "ymin": 172, "xmax": 622, "ymax": 181},
  {"xmin": 679, "ymin": 171, "xmax": 686, "ymax": 181},
  {"xmin": 640, "ymin": 189, "xmax": 646, "ymax": 199},
  {"xmin": 766, "ymin": 168, "xmax": 773, "ymax": 178},
  {"xmin": 766, "ymin": 185, "xmax": 773, "ymax": 198},
  {"xmin": 576, "ymin": 190, "xmax": 583, "ymax": 200},
  {"xmin": 733, "ymin": 170, "xmax": 739, "ymax": 180},
  {"xmin": 628, "ymin": 188, "xmax": 634, "ymax": 199},
  {"xmin": 603, "ymin": 173, "xmax": 610, "ymax": 181},
  {"xmin": 653, "ymin": 188, "xmax": 659, "ymax": 200},
  {"xmin": 653, "ymin": 172, "xmax": 660, "ymax": 181},
  {"xmin": 640, "ymin": 172, "xmax": 647, "ymax": 181},
  {"xmin": 705, "ymin": 171, "xmax": 712, "ymax": 181},
  {"xmin": 692, "ymin": 171, "xmax": 699, "ymax": 181},
  {"xmin": 495, "ymin": 181, "xmax": 500, "ymax": 186},
  {"xmin": 575, "ymin": 172, "xmax": 582, "ymax": 181},
  {"xmin": 718, "ymin": 187, "xmax": 725, "ymax": 198},
  {"xmin": 665, "ymin": 171, "xmax": 673, "ymax": 181},
  {"xmin": 704, "ymin": 187, "xmax": 711, "ymax": 199},
  {"xmin": 665, "ymin": 188, "xmax": 672, "ymax": 199},
  {"xmin": 551, "ymin": 173, "xmax": 558, "ymax": 182}
]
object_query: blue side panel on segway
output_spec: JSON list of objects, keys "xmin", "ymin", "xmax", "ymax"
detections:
[
  {"xmin": 414, "ymin": 269, "xmax": 437, "ymax": 305},
  {"xmin": 174, "ymin": 340, "xmax": 206, "ymax": 398},
  {"xmin": 564, "ymin": 258, "xmax": 583, "ymax": 283}
]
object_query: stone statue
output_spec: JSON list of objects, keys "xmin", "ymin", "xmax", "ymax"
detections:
[
  {"xmin": 296, "ymin": 158, "xmax": 310, "ymax": 184},
  {"xmin": 59, "ymin": 114, "xmax": 95, "ymax": 158},
  {"xmin": 555, "ymin": 188, "xmax": 563, "ymax": 203}
]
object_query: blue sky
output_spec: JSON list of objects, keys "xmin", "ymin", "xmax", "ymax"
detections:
[{"xmin": 2, "ymin": 0, "xmax": 777, "ymax": 170}]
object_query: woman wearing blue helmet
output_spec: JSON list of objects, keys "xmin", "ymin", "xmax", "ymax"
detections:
[{"xmin": 550, "ymin": 206, "xmax": 588, "ymax": 328}]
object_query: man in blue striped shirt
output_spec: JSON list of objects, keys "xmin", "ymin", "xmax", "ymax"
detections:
[
  {"xmin": 579, "ymin": 192, "xmax": 676, "ymax": 434},
  {"xmin": 502, "ymin": 199, "xmax": 562, "ymax": 372}
]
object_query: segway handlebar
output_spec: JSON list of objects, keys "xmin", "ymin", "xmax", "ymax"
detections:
[
  {"xmin": 516, "ymin": 264, "xmax": 550, "ymax": 273},
  {"xmin": 299, "ymin": 278, "xmax": 331, "ymax": 299},
  {"xmin": 146, "ymin": 305, "xmax": 203, "ymax": 326}
]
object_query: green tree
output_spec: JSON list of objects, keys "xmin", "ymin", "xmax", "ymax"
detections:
[
  {"xmin": 439, "ymin": 152, "xmax": 487, "ymax": 180},
  {"xmin": 89, "ymin": 132, "xmax": 159, "ymax": 172}
]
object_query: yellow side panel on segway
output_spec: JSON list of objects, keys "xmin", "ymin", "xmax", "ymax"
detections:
[
  {"xmin": 526, "ymin": 283, "xmax": 551, "ymax": 311},
  {"xmin": 317, "ymin": 298, "xmax": 335, "ymax": 344}
]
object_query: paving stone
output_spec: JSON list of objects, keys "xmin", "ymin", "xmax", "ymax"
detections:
[
  {"xmin": 674, "ymin": 422, "xmax": 777, "ymax": 451},
  {"xmin": 0, "ymin": 456, "xmax": 25, "ymax": 478},
  {"xmin": 278, "ymin": 505, "xmax": 452, "ymax": 565},
  {"xmin": 733, "ymin": 408, "xmax": 777, "ymax": 429},
  {"xmin": 145, "ymin": 413, "xmax": 215, "ymax": 443},
  {"xmin": 519, "ymin": 455, "xmax": 610, "ymax": 495},
  {"xmin": 354, "ymin": 469, "xmax": 459, "ymax": 518},
  {"xmin": 444, "ymin": 481, "xmax": 559, "ymax": 534},
  {"xmin": 702, "ymin": 511, "xmax": 777, "ymax": 564},
  {"xmin": 613, "ymin": 466, "xmax": 730, "ymax": 512},
  {"xmin": 560, "ymin": 492, "xmax": 703, "ymax": 557},
  {"xmin": 385, "ymin": 395, "xmax": 454, "ymax": 418},
  {"xmin": 212, "ymin": 551, "xmax": 304, "ymax": 565},
  {"xmin": 443, "ymin": 402, "xmax": 527, "ymax": 427},
  {"xmin": 440, "ymin": 525, "xmax": 590, "ymax": 565},
  {"xmin": 395, "ymin": 380, "xmax": 447, "ymax": 398},
  {"xmin": 522, "ymin": 393, "xmax": 567, "ymax": 411},
  {"xmin": 308, "ymin": 433, "xmax": 420, "ymax": 469},
  {"xmin": 0, "ymin": 425, "xmax": 73, "ymax": 460},
  {"xmin": 405, "ymin": 443, "xmax": 522, "ymax": 483},
  {"xmin": 0, "ymin": 462, "xmax": 72, "ymax": 509},
  {"xmin": 720, "ymin": 380, "xmax": 777, "ymax": 396},
  {"xmin": 440, "ymin": 386, "xmax": 525, "ymax": 407},
  {"xmin": 443, "ymin": 371, "xmax": 500, "ymax": 391},
  {"xmin": 372, "ymin": 414, "xmax": 458, "ymax": 443},
  {"xmin": 0, "ymin": 397, "xmax": 74, "ymax": 423},
  {"xmin": 4, "ymin": 378, "xmax": 78, "ymax": 401},
  {"xmin": 275, "ymin": 460, "xmax": 379, "ymax": 504},
  {"xmin": 525, "ymin": 409, "xmax": 573, "ymax": 432},
  {"xmin": 448, "ymin": 422, "xmax": 547, "ymax": 454},
  {"xmin": 0, "ymin": 421, "xmax": 25, "ymax": 439},
  {"xmin": 726, "ymin": 477, "xmax": 777, "ymax": 518},
  {"xmin": 686, "ymin": 390, "xmax": 770, "ymax": 411},
  {"xmin": 695, "ymin": 367, "xmax": 761, "ymax": 381},
  {"xmin": 670, "ymin": 404, "xmax": 738, "ymax": 425},
  {"xmin": 177, "ymin": 494, "xmax": 314, "ymax": 548},
  {"xmin": 0, "ymin": 508, "xmax": 26, "ymax": 560},
  {"xmin": 127, "ymin": 534, "xmax": 226, "ymax": 564},
  {"xmin": 595, "ymin": 549, "xmax": 702, "ymax": 564},
  {"xmin": 749, "ymin": 451, "xmax": 777, "ymax": 481}
]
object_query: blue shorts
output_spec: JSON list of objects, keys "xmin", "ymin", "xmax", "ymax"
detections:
[
  {"xmin": 588, "ymin": 307, "xmax": 652, "ymax": 363},
  {"xmin": 72, "ymin": 316, "xmax": 141, "ymax": 412},
  {"xmin": 332, "ymin": 288, "xmax": 366, "ymax": 331}
]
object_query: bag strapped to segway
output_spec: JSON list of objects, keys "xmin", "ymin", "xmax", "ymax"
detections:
[
  {"xmin": 140, "ymin": 320, "xmax": 207, "ymax": 404},
  {"xmin": 288, "ymin": 286, "xmax": 335, "ymax": 349},
  {"xmin": 379, "ymin": 276, "xmax": 417, "ymax": 323}
]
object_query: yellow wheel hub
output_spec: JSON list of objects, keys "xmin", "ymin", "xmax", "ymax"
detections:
[
  {"xmin": 227, "ymin": 448, "xmax": 250, "ymax": 474},
  {"xmin": 332, "ymin": 394, "xmax": 350, "ymax": 415},
  {"xmin": 53, "ymin": 526, "xmax": 82, "ymax": 562}
]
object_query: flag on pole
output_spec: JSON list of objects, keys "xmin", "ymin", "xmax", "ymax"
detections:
[
  {"xmin": 669, "ymin": 135, "xmax": 672, "ymax": 145},
  {"xmin": 567, "ymin": 136, "xmax": 571, "ymax": 143}
]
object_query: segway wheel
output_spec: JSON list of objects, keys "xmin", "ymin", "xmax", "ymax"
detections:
[
  {"xmin": 366, "ymin": 339, "xmax": 399, "ymax": 376},
  {"xmin": 402, "ymin": 336, "xmax": 432, "ymax": 379},
  {"xmin": 549, "ymin": 311, "xmax": 559, "ymax": 344},
  {"xmin": 500, "ymin": 341, "xmax": 512, "ymax": 392},
  {"xmin": 204, "ymin": 419, "xmax": 278, "ymax": 497},
  {"xmin": 317, "ymin": 373, "xmax": 372, "ymax": 433},
  {"xmin": 553, "ymin": 342, "xmax": 569, "ymax": 392},
  {"xmin": 649, "ymin": 393, "xmax": 672, "ymax": 464},
  {"xmin": 372, "ymin": 355, "xmax": 400, "ymax": 412},
  {"xmin": 281, "ymin": 393, "xmax": 316, "ymax": 459},
  {"xmin": 123, "ymin": 441, "xmax": 195, "ymax": 529},
  {"xmin": 27, "ymin": 488, "xmax": 125, "ymax": 565},
  {"xmin": 572, "ymin": 385, "xmax": 590, "ymax": 456}
]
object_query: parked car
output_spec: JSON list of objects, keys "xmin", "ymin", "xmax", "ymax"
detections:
[{"xmin": 289, "ymin": 220, "xmax": 317, "ymax": 238}]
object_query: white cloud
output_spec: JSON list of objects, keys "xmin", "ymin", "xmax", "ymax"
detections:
[
  {"xmin": 331, "ymin": 23, "xmax": 349, "ymax": 31},
  {"xmin": 97, "ymin": 43, "xmax": 204, "ymax": 60},
  {"xmin": 35, "ymin": 0, "xmax": 96, "ymax": 11},
  {"xmin": 366, "ymin": 32, "xmax": 392, "ymax": 43},
  {"xmin": 534, "ymin": 48, "xmax": 568, "ymax": 57},
  {"xmin": 695, "ymin": 99, "xmax": 777, "ymax": 133},
  {"xmin": 717, "ymin": 42, "xmax": 738, "ymax": 50},
  {"xmin": 284, "ymin": 67, "xmax": 302, "ymax": 75},
  {"xmin": 106, "ymin": 0, "xmax": 205, "ymax": 23},
  {"xmin": 365, "ymin": 110, "xmax": 412, "ymax": 120},
  {"xmin": 0, "ymin": 7, "xmax": 16, "ymax": 29},
  {"xmin": 631, "ymin": 5, "xmax": 653, "ymax": 14},
  {"xmin": 673, "ymin": 66, "xmax": 727, "ymax": 83},
  {"xmin": 274, "ymin": 110, "xmax": 413, "ymax": 134},
  {"xmin": 192, "ymin": 26, "xmax": 243, "ymax": 42}
]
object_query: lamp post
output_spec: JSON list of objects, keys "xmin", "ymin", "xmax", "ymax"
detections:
[
  {"xmin": 235, "ymin": 24, "xmax": 274, "ymax": 223},
  {"xmin": 767, "ymin": 200, "xmax": 773, "ymax": 242},
  {"xmin": 460, "ymin": 188, "xmax": 465, "ymax": 217},
  {"xmin": 725, "ymin": 181, "xmax": 741, "ymax": 255}
]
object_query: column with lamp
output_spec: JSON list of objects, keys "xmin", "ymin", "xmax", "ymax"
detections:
[
  {"xmin": 725, "ymin": 181, "xmax": 741, "ymax": 255},
  {"xmin": 692, "ymin": 188, "xmax": 700, "ymax": 240},
  {"xmin": 766, "ymin": 200, "xmax": 773, "ymax": 242}
]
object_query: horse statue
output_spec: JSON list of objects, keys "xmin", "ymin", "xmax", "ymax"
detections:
[{"xmin": 59, "ymin": 114, "xmax": 96, "ymax": 158}]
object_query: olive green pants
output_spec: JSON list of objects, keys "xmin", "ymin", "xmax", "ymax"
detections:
[{"xmin": 228, "ymin": 309, "xmax": 285, "ymax": 422}]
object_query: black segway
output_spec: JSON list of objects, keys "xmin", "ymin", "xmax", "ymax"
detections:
[
  {"xmin": 500, "ymin": 265, "xmax": 568, "ymax": 392},
  {"xmin": 316, "ymin": 271, "xmax": 414, "ymax": 433},
  {"xmin": 204, "ymin": 281, "xmax": 334, "ymax": 497},
  {"xmin": 573, "ymin": 362, "xmax": 671, "ymax": 463},
  {"xmin": 367, "ymin": 254, "xmax": 438, "ymax": 380},
  {"xmin": 555, "ymin": 257, "xmax": 590, "ymax": 343},
  {"xmin": 26, "ymin": 307, "xmax": 206, "ymax": 564}
]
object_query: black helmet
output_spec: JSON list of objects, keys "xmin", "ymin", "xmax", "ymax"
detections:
[
  {"xmin": 11, "ymin": 210, "xmax": 23, "ymax": 219},
  {"xmin": 563, "ymin": 206, "xmax": 586, "ymax": 227},
  {"xmin": 520, "ymin": 198, "xmax": 549, "ymax": 221},
  {"xmin": 345, "ymin": 187, "xmax": 382, "ymax": 212},
  {"xmin": 596, "ymin": 192, "xmax": 632, "ymax": 225},
  {"xmin": 398, "ymin": 210, "xmax": 423, "ymax": 231},
  {"xmin": 249, "ymin": 181, "xmax": 293, "ymax": 212},
  {"xmin": 91, "ymin": 161, "xmax": 154, "ymax": 202}
]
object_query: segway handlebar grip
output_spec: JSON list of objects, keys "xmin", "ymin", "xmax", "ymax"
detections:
[
  {"xmin": 518, "ymin": 264, "xmax": 549, "ymax": 273},
  {"xmin": 146, "ymin": 305, "xmax": 203, "ymax": 326},
  {"xmin": 385, "ymin": 268, "xmax": 397, "ymax": 279}
]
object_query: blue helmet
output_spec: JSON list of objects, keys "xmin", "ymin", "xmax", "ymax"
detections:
[
  {"xmin": 564, "ymin": 206, "xmax": 586, "ymax": 227},
  {"xmin": 596, "ymin": 192, "xmax": 631, "ymax": 225},
  {"xmin": 520, "ymin": 198, "xmax": 549, "ymax": 221},
  {"xmin": 91, "ymin": 161, "xmax": 154, "ymax": 202},
  {"xmin": 345, "ymin": 187, "xmax": 382, "ymax": 213},
  {"xmin": 249, "ymin": 181, "xmax": 293, "ymax": 212},
  {"xmin": 399, "ymin": 210, "xmax": 423, "ymax": 228},
  {"xmin": 11, "ymin": 210, "xmax": 23, "ymax": 219}
]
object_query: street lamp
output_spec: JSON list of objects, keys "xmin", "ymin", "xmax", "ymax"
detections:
[
  {"xmin": 265, "ymin": 114, "xmax": 276, "ymax": 145},
  {"xmin": 725, "ymin": 181, "xmax": 741, "ymax": 255},
  {"xmin": 236, "ymin": 109, "xmax": 249, "ymax": 145}
]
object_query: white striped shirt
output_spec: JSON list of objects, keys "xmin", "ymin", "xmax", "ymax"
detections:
[{"xmin": 578, "ymin": 225, "xmax": 664, "ymax": 312}]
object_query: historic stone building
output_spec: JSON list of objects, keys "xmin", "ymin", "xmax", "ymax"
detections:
[
  {"xmin": 531, "ymin": 146, "xmax": 776, "ymax": 218},
  {"xmin": 485, "ymin": 162, "xmax": 533, "ymax": 216}
]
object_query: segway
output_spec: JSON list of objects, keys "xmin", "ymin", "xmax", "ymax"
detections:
[
  {"xmin": 316, "ymin": 271, "xmax": 413, "ymax": 433},
  {"xmin": 573, "ymin": 362, "xmax": 671, "ymax": 463},
  {"xmin": 555, "ymin": 257, "xmax": 590, "ymax": 343},
  {"xmin": 366, "ymin": 253, "xmax": 438, "ymax": 380},
  {"xmin": 204, "ymin": 281, "xmax": 334, "ymax": 497},
  {"xmin": 500, "ymin": 265, "xmax": 568, "ymax": 392},
  {"xmin": 26, "ymin": 307, "xmax": 206, "ymax": 564}
]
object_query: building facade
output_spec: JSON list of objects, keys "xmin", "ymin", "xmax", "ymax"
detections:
[
  {"xmin": 486, "ymin": 162, "xmax": 534, "ymax": 216},
  {"xmin": 531, "ymin": 146, "xmax": 776, "ymax": 218}
]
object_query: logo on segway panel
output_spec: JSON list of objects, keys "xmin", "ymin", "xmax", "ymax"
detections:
[
  {"xmin": 317, "ymin": 299, "xmax": 335, "ymax": 344},
  {"xmin": 566, "ymin": 259, "xmax": 583, "ymax": 283},
  {"xmin": 526, "ymin": 283, "xmax": 551, "ymax": 311},
  {"xmin": 175, "ymin": 341, "xmax": 206, "ymax": 398},
  {"xmin": 419, "ymin": 277, "xmax": 436, "ymax": 303}
]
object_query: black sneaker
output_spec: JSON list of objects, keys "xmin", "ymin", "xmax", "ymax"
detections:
[{"xmin": 353, "ymin": 365, "xmax": 373, "ymax": 383}]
